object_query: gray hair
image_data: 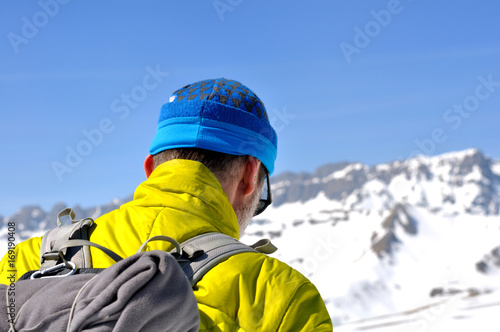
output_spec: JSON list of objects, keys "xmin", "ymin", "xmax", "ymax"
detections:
[{"xmin": 152, "ymin": 148, "xmax": 266, "ymax": 188}]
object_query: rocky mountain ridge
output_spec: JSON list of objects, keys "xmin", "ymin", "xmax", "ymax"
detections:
[{"xmin": 271, "ymin": 148, "xmax": 500, "ymax": 215}]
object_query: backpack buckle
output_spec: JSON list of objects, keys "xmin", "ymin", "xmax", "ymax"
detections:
[{"xmin": 30, "ymin": 261, "xmax": 77, "ymax": 279}]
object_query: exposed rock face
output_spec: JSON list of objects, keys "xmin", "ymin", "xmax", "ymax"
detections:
[
  {"xmin": 371, "ymin": 204, "xmax": 418, "ymax": 258},
  {"xmin": 476, "ymin": 246, "xmax": 500, "ymax": 274}
]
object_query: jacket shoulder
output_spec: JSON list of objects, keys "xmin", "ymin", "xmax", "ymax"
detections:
[
  {"xmin": 196, "ymin": 251, "xmax": 332, "ymax": 331},
  {"xmin": 0, "ymin": 236, "xmax": 42, "ymax": 284}
]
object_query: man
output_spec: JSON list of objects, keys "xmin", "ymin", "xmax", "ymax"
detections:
[{"xmin": 1, "ymin": 78, "xmax": 333, "ymax": 331}]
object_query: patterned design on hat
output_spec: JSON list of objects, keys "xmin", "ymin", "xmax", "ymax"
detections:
[{"xmin": 172, "ymin": 78, "xmax": 268, "ymax": 122}]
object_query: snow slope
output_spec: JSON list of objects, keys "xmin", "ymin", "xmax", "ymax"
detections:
[{"xmin": 242, "ymin": 148, "xmax": 500, "ymax": 328}]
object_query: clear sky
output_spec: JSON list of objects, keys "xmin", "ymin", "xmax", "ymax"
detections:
[{"xmin": 1, "ymin": 0, "xmax": 499, "ymax": 216}]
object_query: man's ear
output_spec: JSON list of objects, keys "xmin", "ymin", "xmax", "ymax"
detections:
[
  {"xmin": 241, "ymin": 156, "xmax": 260, "ymax": 196},
  {"xmin": 144, "ymin": 154, "xmax": 154, "ymax": 178}
]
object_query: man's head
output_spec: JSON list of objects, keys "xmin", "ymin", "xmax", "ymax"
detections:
[{"xmin": 144, "ymin": 78, "xmax": 277, "ymax": 232}]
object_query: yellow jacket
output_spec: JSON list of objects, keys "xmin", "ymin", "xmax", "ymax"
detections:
[{"xmin": 1, "ymin": 160, "xmax": 333, "ymax": 331}]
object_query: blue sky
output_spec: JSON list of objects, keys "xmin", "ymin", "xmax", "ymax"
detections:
[{"xmin": 1, "ymin": 0, "xmax": 499, "ymax": 216}]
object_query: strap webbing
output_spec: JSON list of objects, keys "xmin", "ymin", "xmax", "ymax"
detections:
[
  {"xmin": 179, "ymin": 233, "xmax": 268, "ymax": 287},
  {"xmin": 58, "ymin": 239, "xmax": 123, "ymax": 264},
  {"xmin": 136, "ymin": 235, "xmax": 182, "ymax": 255},
  {"xmin": 250, "ymin": 239, "xmax": 278, "ymax": 254}
]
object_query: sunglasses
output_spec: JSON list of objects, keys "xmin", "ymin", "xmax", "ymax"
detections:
[{"xmin": 254, "ymin": 172, "xmax": 272, "ymax": 216}]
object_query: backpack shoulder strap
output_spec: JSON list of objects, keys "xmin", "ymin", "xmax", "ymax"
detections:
[
  {"xmin": 39, "ymin": 208, "xmax": 95, "ymax": 271},
  {"xmin": 179, "ymin": 232, "xmax": 277, "ymax": 287}
]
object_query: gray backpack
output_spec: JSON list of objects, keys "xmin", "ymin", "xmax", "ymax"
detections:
[{"xmin": 2, "ymin": 208, "xmax": 276, "ymax": 332}]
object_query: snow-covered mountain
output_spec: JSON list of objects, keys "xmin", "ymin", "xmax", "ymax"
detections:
[
  {"xmin": 241, "ymin": 148, "xmax": 500, "ymax": 329},
  {"xmin": 2, "ymin": 148, "xmax": 499, "ymax": 330},
  {"xmin": 269, "ymin": 148, "xmax": 499, "ymax": 215}
]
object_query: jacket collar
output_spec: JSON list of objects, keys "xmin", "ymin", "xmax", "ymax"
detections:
[{"xmin": 134, "ymin": 159, "xmax": 240, "ymax": 239}]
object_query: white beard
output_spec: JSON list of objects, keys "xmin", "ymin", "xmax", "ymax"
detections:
[{"xmin": 234, "ymin": 187, "xmax": 262, "ymax": 235}]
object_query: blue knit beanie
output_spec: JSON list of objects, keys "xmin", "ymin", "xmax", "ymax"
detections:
[{"xmin": 149, "ymin": 78, "xmax": 278, "ymax": 174}]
